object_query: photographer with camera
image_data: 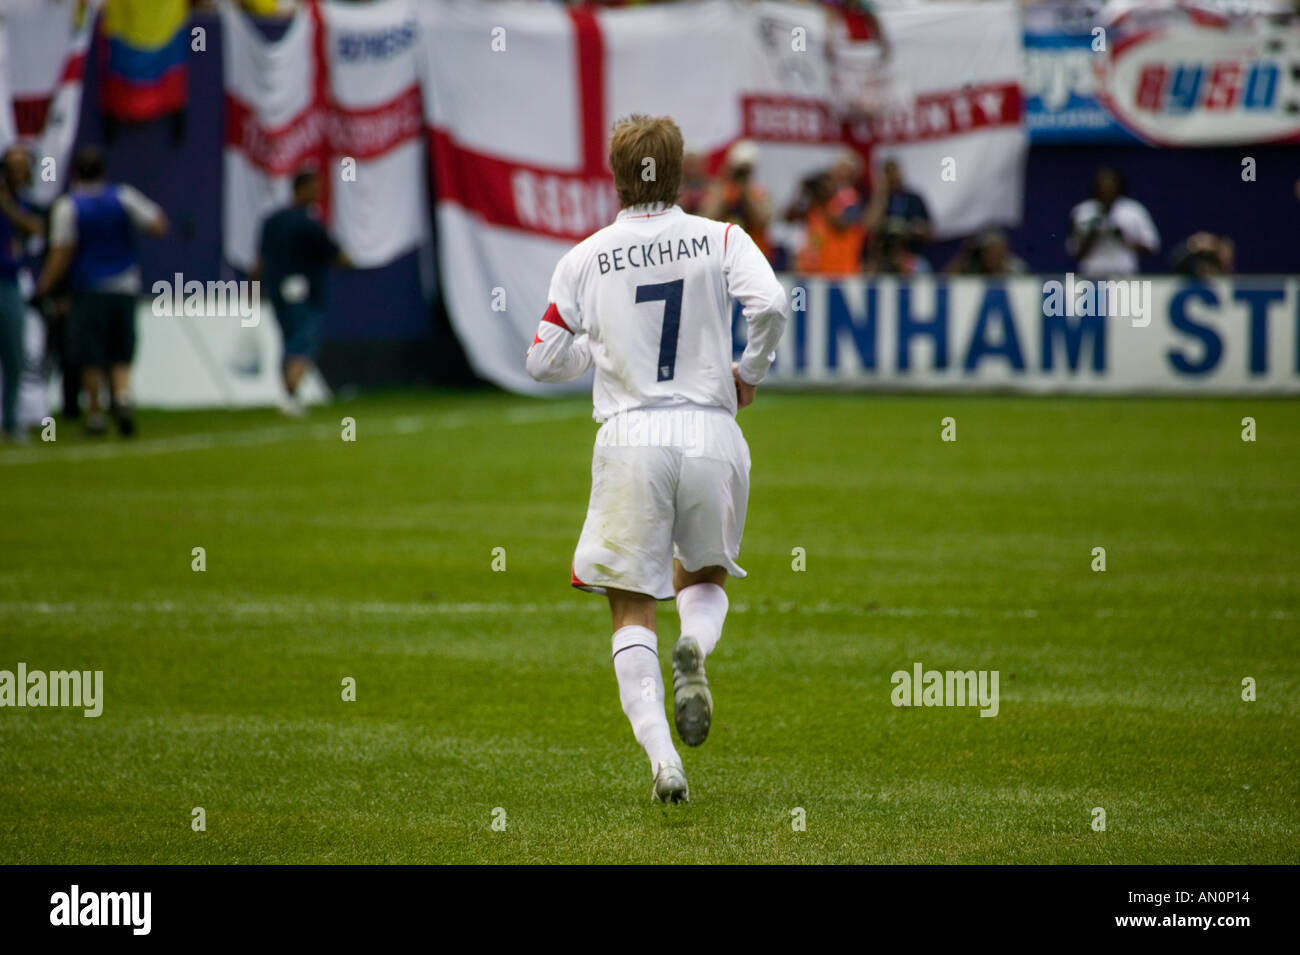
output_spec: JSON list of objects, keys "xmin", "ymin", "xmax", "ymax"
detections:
[
  {"xmin": 703, "ymin": 140, "xmax": 773, "ymax": 262},
  {"xmin": 1068, "ymin": 166, "xmax": 1159, "ymax": 276}
]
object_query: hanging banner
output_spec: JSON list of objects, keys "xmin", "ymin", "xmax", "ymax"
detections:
[
  {"xmin": 222, "ymin": 0, "xmax": 426, "ymax": 271},
  {"xmin": 0, "ymin": 0, "xmax": 99, "ymax": 205},
  {"xmin": 420, "ymin": 0, "xmax": 748, "ymax": 394},
  {"xmin": 421, "ymin": 0, "xmax": 1027, "ymax": 394}
]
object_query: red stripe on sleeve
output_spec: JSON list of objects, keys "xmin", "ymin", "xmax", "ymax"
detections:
[
  {"xmin": 724, "ymin": 223, "xmax": 734, "ymax": 252},
  {"xmin": 542, "ymin": 303, "xmax": 573, "ymax": 334},
  {"xmin": 844, "ymin": 10, "xmax": 876, "ymax": 41}
]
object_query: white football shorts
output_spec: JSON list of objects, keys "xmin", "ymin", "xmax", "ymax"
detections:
[{"xmin": 571, "ymin": 405, "xmax": 751, "ymax": 601}]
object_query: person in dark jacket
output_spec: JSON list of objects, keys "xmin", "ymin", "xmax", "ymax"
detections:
[{"xmin": 255, "ymin": 168, "xmax": 349, "ymax": 417}]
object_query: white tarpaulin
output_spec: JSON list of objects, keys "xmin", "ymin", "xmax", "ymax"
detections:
[
  {"xmin": 420, "ymin": 0, "xmax": 1028, "ymax": 394},
  {"xmin": 742, "ymin": 1, "xmax": 1027, "ymax": 236},
  {"xmin": 420, "ymin": 0, "xmax": 749, "ymax": 395},
  {"xmin": 221, "ymin": 0, "xmax": 426, "ymax": 271}
]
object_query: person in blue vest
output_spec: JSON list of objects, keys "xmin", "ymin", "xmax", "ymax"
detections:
[
  {"xmin": 36, "ymin": 146, "xmax": 167, "ymax": 437},
  {"xmin": 0, "ymin": 145, "xmax": 45, "ymax": 444}
]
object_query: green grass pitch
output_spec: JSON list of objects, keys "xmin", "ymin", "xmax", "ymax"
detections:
[{"xmin": 0, "ymin": 391, "xmax": 1296, "ymax": 864}]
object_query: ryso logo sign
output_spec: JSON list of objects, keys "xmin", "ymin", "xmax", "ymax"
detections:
[{"xmin": 1100, "ymin": 22, "xmax": 1300, "ymax": 145}]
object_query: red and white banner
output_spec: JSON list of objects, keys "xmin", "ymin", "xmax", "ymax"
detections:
[
  {"xmin": 853, "ymin": 0, "xmax": 1026, "ymax": 237},
  {"xmin": 222, "ymin": 0, "xmax": 426, "ymax": 271},
  {"xmin": 420, "ymin": 0, "xmax": 749, "ymax": 394},
  {"xmin": 739, "ymin": 1, "xmax": 1026, "ymax": 238},
  {"xmin": 421, "ymin": 0, "xmax": 1026, "ymax": 393},
  {"xmin": 0, "ymin": 0, "xmax": 98, "ymax": 205}
]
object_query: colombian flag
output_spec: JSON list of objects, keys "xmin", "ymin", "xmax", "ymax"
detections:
[{"xmin": 100, "ymin": 0, "xmax": 189, "ymax": 121}]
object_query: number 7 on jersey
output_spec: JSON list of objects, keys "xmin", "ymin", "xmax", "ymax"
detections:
[{"xmin": 636, "ymin": 279, "xmax": 684, "ymax": 382}]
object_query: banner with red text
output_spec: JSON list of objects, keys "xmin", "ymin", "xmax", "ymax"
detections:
[
  {"xmin": 420, "ymin": 0, "xmax": 749, "ymax": 394},
  {"xmin": 421, "ymin": 0, "xmax": 1027, "ymax": 393},
  {"xmin": 741, "ymin": 0, "xmax": 1026, "ymax": 239},
  {"xmin": 222, "ymin": 0, "xmax": 425, "ymax": 271}
]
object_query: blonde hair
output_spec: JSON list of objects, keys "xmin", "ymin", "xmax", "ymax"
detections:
[{"xmin": 608, "ymin": 114, "xmax": 683, "ymax": 208}]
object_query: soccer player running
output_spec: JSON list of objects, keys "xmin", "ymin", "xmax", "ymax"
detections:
[{"xmin": 525, "ymin": 116, "xmax": 788, "ymax": 803}]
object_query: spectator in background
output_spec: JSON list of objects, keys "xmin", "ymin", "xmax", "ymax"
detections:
[
  {"xmin": 36, "ymin": 146, "xmax": 168, "ymax": 437},
  {"xmin": 256, "ymin": 168, "xmax": 348, "ymax": 418},
  {"xmin": 796, "ymin": 151, "xmax": 866, "ymax": 275},
  {"xmin": 780, "ymin": 172, "xmax": 826, "ymax": 273},
  {"xmin": 944, "ymin": 229, "xmax": 1028, "ymax": 277},
  {"xmin": 1068, "ymin": 166, "xmax": 1159, "ymax": 275},
  {"xmin": 865, "ymin": 219, "xmax": 930, "ymax": 276},
  {"xmin": 0, "ymin": 146, "xmax": 44, "ymax": 443},
  {"xmin": 678, "ymin": 150, "xmax": 710, "ymax": 216},
  {"xmin": 1170, "ymin": 231, "xmax": 1234, "ymax": 278},
  {"xmin": 703, "ymin": 140, "xmax": 772, "ymax": 260},
  {"xmin": 866, "ymin": 157, "xmax": 932, "ymax": 251}
]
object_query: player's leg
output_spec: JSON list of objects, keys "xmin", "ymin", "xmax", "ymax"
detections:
[
  {"xmin": 572, "ymin": 426, "xmax": 685, "ymax": 800},
  {"xmin": 674, "ymin": 561, "xmax": 730, "ymax": 659},
  {"xmin": 72, "ymin": 292, "xmax": 108, "ymax": 434},
  {"xmin": 274, "ymin": 301, "xmax": 309, "ymax": 416},
  {"xmin": 284, "ymin": 355, "xmax": 310, "ymax": 395},
  {"xmin": 607, "ymin": 588, "xmax": 686, "ymax": 802},
  {"xmin": 108, "ymin": 294, "xmax": 136, "ymax": 436},
  {"xmin": 671, "ymin": 563, "xmax": 729, "ymax": 748},
  {"xmin": 0, "ymin": 280, "xmax": 23, "ymax": 438},
  {"xmin": 669, "ymin": 413, "xmax": 751, "ymax": 746}
]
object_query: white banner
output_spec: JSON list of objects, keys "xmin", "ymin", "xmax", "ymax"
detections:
[
  {"xmin": 132, "ymin": 300, "xmax": 331, "ymax": 408},
  {"xmin": 421, "ymin": 0, "xmax": 1029, "ymax": 394},
  {"xmin": 420, "ymin": 0, "xmax": 749, "ymax": 395},
  {"xmin": 860, "ymin": 1, "xmax": 1027, "ymax": 238},
  {"xmin": 221, "ymin": 0, "xmax": 426, "ymax": 271},
  {"xmin": 743, "ymin": 1, "xmax": 1027, "ymax": 238},
  {"xmin": 753, "ymin": 275, "xmax": 1300, "ymax": 393},
  {"xmin": 0, "ymin": 0, "xmax": 98, "ymax": 205}
]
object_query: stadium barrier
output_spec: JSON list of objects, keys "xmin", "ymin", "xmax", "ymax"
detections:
[
  {"xmin": 18, "ymin": 274, "xmax": 1291, "ymax": 412},
  {"xmin": 24, "ymin": 274, "xmax": 1283, "ymax": 411},
  {"xmin": 16, "ymin": 300, "xmax": 332, "ymax": 414},
  {"xmin": 745, "ymin": 275, "xmax": 1300, "ymax": 394}
]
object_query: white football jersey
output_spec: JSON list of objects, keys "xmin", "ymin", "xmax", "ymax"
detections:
[{"xmin": 526, "ymin": 202, "xmax": 788, "ymax": 421}]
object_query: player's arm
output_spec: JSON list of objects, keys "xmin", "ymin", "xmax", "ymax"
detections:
[
  {"xmin": 0, "ymin": 183, "xmax": 42, "ymax": 238},
  {"xmin": 525, "ymin": 303, "xmax": 592, "ymax": 383},
  {"xmin": 118, "ymin": 184, "xmax": 168, "ymax": 237},
  {"xmin": 36, "ymin": 197, "xmax": 75, "ymax": 297},
  {"xmin": 1121, "ymin": 204, "xmax": 1159, "ymax": 256},
  {"xmin": 723, "ymin": 224, "xmax": 788, "ymax": 391}
]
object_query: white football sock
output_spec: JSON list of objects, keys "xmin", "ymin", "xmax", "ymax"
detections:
[
  {"xmin": 612, "ymin": 625, "xmax": 680, "ymax": 773},
  {"xmin": 675, "ymin": 582, "xmax": 729, "ymax": 659}
]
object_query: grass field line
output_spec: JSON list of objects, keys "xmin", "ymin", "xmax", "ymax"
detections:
[
  {"xmin": 0, "ymin": 403, "xmax": 590, "ymax": 467},
  {"xmin": 1, "ymin": 598, "xmax": 1292, "ymax": 620}
]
